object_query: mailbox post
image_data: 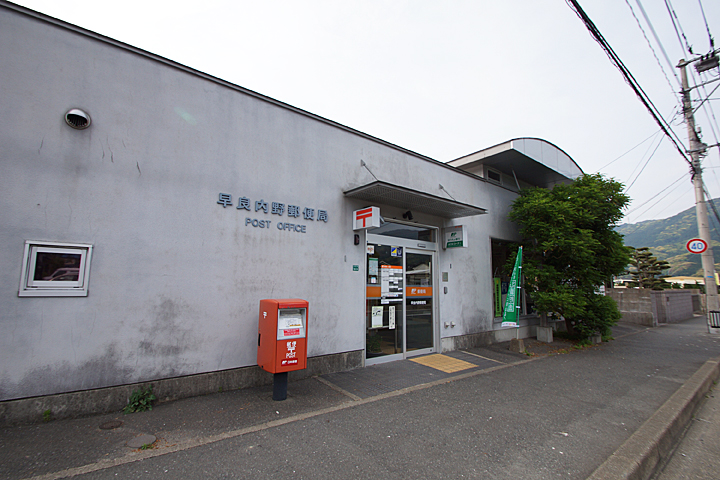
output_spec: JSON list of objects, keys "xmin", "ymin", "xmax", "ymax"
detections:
[{"xmin": 257, "ymin": 299, "xmax": 308, "ymax": 401}]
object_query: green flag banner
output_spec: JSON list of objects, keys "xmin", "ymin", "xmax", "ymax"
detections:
[{"xmin": 501, "ymin": 246, "xmax": 522, "ymax": 327}]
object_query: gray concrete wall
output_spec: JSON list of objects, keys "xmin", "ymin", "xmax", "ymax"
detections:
[
  {"xmin": 607, "ymin": 289, "xmax": 656, "ymax": 327},
  {"xmin": 607, "ymin": 289, "xmax": 697, "ymax": 327},
  {"xmin": 0, "ymin": 4, "xmax": 522, "ymax": 402},
  {"xmin": 651, "ymin": 290, "xmax": 696, "ymax": 324}
]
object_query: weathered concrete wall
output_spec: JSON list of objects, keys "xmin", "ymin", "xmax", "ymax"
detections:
[
  {"xmin": 607, "ymin": 289, "xmax": 697, "ymax": 326},
  {"xmin": 651, "ymin": 290, "xmax": 696, "ymax": 324},
  {"xmin": 607, "ymin": 289, "xmax": 656, "ymax": 327}
]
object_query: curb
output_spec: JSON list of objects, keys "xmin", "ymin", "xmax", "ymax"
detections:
[{"xmin": 587, "ymin": 354, "xmax": 720, "ymax": 480}]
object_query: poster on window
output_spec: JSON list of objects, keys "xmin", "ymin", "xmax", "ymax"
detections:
[{"xmin": 371, "ymin": 306, "xmax": 384, "ymax": 328}]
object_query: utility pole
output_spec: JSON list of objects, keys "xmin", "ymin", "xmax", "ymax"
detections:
[{"xmin": 678, "ymin": 58, "xmax": 720, "ymax": 333}]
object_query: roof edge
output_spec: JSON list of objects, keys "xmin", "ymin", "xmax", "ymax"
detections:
[{"xmin": 448, "ymin": 137, "xmax": 584, "ymax": 177}]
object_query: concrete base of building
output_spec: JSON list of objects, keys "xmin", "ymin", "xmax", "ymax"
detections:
[
  {"xmin": 536, "ymin": 326, "xmax": 553, "ymax": 343},
  {"xmin": 0, "ymin": 350, "xmax": 363, "ymax": 427},
  {"xmin": 440, "ymin": 321, "xmax": 539, "ymax": 353}
]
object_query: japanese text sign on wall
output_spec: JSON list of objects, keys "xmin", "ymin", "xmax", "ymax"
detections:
[
  {"xmin": 353, "ymin": 206, "xmax": 381, "ymax": 230},
  {"xmin": 444, "ymin": 225, "xmax": 467, "ymax": 249},
  {"xmin": 217, "ymin": 192, "xmax": 328, "ymax": 234}
]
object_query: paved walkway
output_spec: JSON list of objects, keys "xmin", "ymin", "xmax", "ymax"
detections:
[
  {"xmin": 1, "ymin": 317, "xmax": 720, "ymax": 479},
  {"xmin": 654, "ymin": 383, "xmax": 720, "ymax": 479}
]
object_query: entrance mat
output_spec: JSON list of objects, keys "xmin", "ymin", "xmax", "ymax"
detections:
[{"xmin": 410, "ymin": 354, "xmax": 476, "ymax": 373}]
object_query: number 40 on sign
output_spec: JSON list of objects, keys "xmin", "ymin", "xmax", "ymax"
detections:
[{"xmin": 686, "ymin": 238, "xmax": 708, "ymax": 254}]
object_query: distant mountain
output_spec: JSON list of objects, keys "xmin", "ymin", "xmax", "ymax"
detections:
[{"xmin": 616, "ymin": 198, "xmax": 720, "ymax": 277}]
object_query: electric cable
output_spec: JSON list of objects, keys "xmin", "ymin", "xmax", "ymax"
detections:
[
  {"xmin": 566, "ymin": 0, "xmax": 692, "ymax": 166},
  {"xmin": 701, "ymin": 180, "xmax": 720, "ymax": 239},
  {"xmin": 693, "ymin": 81, "xmax": 720, "ymax": 115},
  {"xmin": 636, "ymin": 0, "xmax": 682, "ymax": 86},
  {"xmin": 665, "ymin": 0, "xmax": 694, "ymax": 55},
  {"xmin": 697, "ymin": 0, "xmax": 715, "ymax": 50},
  {"xmin": 625, "ymin": 134, "xmax": 666, "ymax": 192},
  {"xmin": 627, "ymin": 0, "xmax": 680, "ymax": 98},
  {"xmin": 626, "ymin": 181, "xmax": 692, "ymax": 222},
  {"xmin": 624, "ymin": 174, "xmax": 686, "ymax": 215},
  {"xmin": 702, "ymin": 180, "xmax": 720, "ymax": 226},
  {"xmin": 594, "ymin": 129, "xmax": 661, "ymax": 172},
  {"xmin": 623, "ymin": 131, "xmax": 663, "ymax": 183}
]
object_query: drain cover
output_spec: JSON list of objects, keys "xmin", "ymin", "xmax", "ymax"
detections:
[{"xmin": 99, "ymin": 420, "xmax": 123, "ymax": 430}]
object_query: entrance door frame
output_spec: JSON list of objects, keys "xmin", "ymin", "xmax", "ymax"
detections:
[{"xmin": 365, "ymin": 227, "xmax": 439, "ymax": 365}]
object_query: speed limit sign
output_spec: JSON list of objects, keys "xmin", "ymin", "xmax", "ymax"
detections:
[{"xmin": 686, "ymin": 238, "xmax": 708, "ymax": 254}]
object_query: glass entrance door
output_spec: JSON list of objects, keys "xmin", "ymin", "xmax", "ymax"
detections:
[
  {"xmin": 365, "ymin": 236, "xmax": 436, "ymax": 364},
  {"xmin": 405, "ymin": 250, "xmax": 434, "ymax": 355},
  {"xmin": 365, "ymin": 244, "xmax": 404, "ymax": 362}
]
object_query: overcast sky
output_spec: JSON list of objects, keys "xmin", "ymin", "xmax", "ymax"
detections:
[{"xmin": 11, "ymin": 0, "xmax": 720, "ymax": 224}]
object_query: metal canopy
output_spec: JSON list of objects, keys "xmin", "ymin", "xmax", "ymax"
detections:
[
  {"xmin": 480, "ymin": 149, "xmax": 571, "ymax": 187},
  {"xmin": 343, "ymin": 181, "xmax": 486, "ymax": 219},
  {"xmin": 448, "ymin": 138, "xmax": 583, "ymax": 188}
]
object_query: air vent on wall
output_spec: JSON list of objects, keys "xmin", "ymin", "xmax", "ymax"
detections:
[{"xmin": 65, "ymin": 109, "xmax": 91, "ymax": 130}]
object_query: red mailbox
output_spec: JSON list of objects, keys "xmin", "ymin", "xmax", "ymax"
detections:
[{"xmin": 258, "ymin": 299, "xmax": 308, "ymax": 374}]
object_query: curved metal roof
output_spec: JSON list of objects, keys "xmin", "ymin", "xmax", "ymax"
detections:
[{"xmin": 448, "ymin": 138, "xmax": 583, "ymax": 187}]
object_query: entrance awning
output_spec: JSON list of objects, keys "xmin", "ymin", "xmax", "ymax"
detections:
[{"xmin": 343, "ymin": 181, "xmax": 486, "ymax": 219}]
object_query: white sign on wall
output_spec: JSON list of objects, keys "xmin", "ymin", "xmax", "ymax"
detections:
[
  {"xmin": 354, "ymin": 206, "xmax": 381, "ymax": 230},
  {"xmin": 444, "ymin": 225, "xmax": 467, "ymax": 248}
]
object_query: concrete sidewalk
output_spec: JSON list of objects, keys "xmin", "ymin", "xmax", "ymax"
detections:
[
  {"xmin": 654, "ymin": 380, "xmax": 720, "ymax": 478},
  {"xmin": 1, "ymin": 318, "xmax": 720, "ymax": 479}
]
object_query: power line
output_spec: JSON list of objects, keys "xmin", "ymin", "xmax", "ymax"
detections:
[
  {"xmin": 702, "ymin": 180, "xmax": 720, "ymax": 226},
  {"xmin": 594, "ymin": 129, "xmax": 661, "ymax": 172},
  {"xmin": 627, "ymin": 181, "xmax": 692, "ymax": 222},
  {"xmin": 624, "ymin": 133, "xmax": 665, "ymax": 191},
  {"xmin": 628, "ymin": 0, "xmax": 680, "ymax": 97},
  {"xmin": 694, "ymin": 72, "xmax": 720, "ymax": 147},
  {"xmin": 693, "ymin": 80, "xmax": 720, "ymax": 115},
  {"xmin": 665, "ymin": 0, "xmax": 694, "ymax": 55},
  {"xmin": 697, "ymin": 0, "xmax": 715, "ymax": 50},
  {"xmin": 624, "ymin": 174, "xmax": 687, "ymax": 215},
  {"xmin": 566, "ymin": 0, "xmax": 692, "ymax": 166}
]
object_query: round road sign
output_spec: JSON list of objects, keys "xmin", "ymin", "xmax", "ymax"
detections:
[{"xmin": 686, "ymin": 238, "xmax": 708, "ymax": 254}]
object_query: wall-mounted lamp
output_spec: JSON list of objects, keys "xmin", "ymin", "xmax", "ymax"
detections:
[
  {"xmin": 354, "ymin": 234, "xmax": 360, "ymax": 245},
  {"xmin": 65, "ymin": 109, "xmax": 91, "ymax": 130}
]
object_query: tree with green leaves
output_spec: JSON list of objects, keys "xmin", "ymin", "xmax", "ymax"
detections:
[
  {"xmin": 508, "ymin": 173, "xmax": 630, "ymax": 338},
  {"xmin": 625, "ymin": 246, "xmax": 671, "ymax": 289}
]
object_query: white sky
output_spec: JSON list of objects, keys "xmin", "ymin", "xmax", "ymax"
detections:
[{"xmin": 11, "ymin": 0, "xmax": 720, "ymax": 224}]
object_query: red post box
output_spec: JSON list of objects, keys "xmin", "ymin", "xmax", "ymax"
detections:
[{"xmin": 258, "ymin": 299, "xmax": 308, "ymax": 374}]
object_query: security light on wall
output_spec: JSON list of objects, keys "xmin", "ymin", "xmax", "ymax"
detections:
[{"xmin": 65, "ymin": 109, "xmax": 91, "ymax": 130}]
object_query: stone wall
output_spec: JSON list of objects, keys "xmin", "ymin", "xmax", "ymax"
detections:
[
  {"xmin": 606, "ymin": 289, "xmax": 656, "ymax": 327},
  {"xmin": 606, "ymin": 289, "xmax": 698, "ymax": 326},
  {"xmin": 651, "ymin": 290, "xmax": 696, "ymax": 324}
]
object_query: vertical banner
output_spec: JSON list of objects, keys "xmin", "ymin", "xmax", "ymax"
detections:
[
  {"xmin": 501, "ymin": 247, "xmax": 523, "ymax": 327},
  {"xmin": 494, "ymin": 278, "xmax": 502, "ymax": 318}
]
